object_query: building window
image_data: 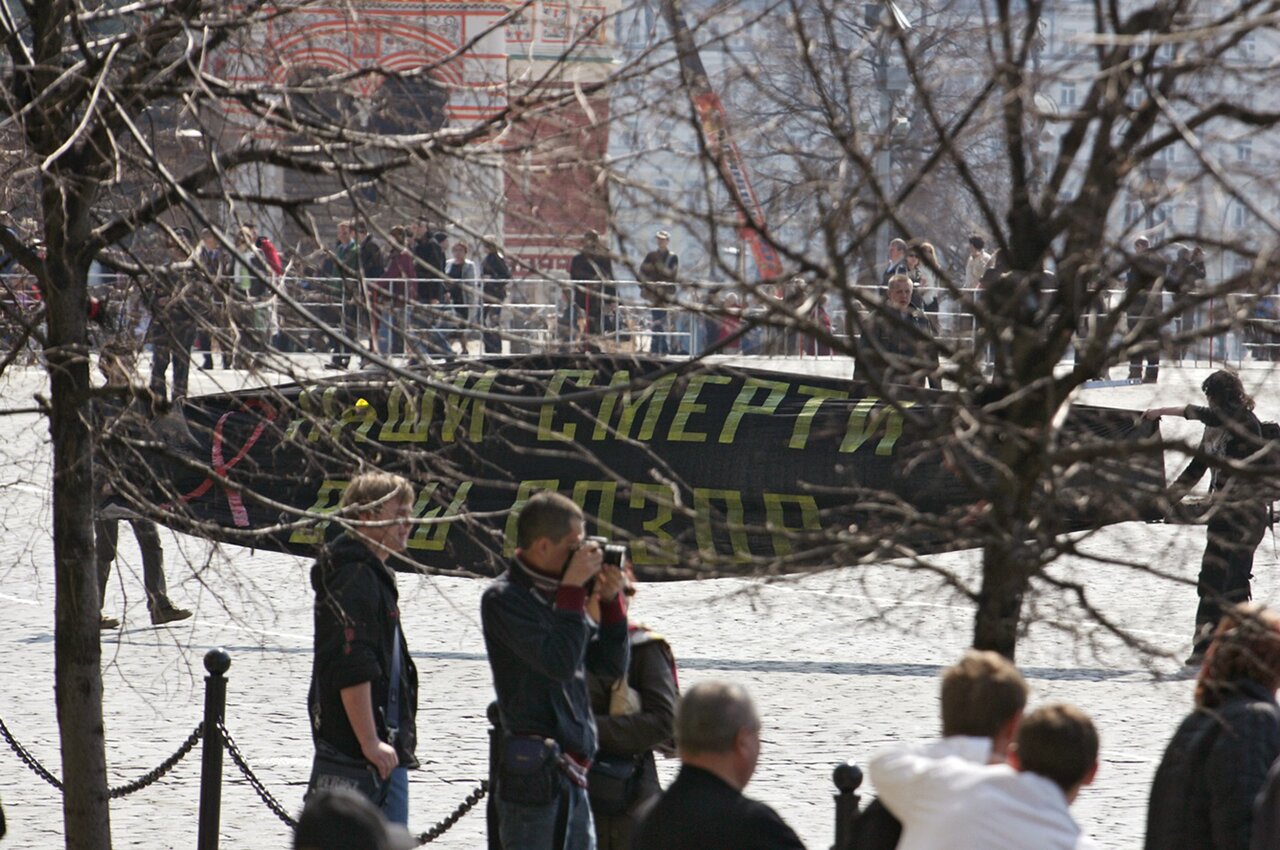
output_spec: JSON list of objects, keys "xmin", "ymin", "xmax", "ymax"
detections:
[
  {"xmin": 1229, "ymin": 200, "xmax": 1253, "ymax": 230},
  {"xmin": 1060, "ymin": 83, "xmax": 1077, "ymax": 108},
  {"xmin": 1237, "ymin": 139, "xmax": 1253, "ymax": 162}
]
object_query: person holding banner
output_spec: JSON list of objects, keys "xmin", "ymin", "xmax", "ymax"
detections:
[
  {"xmin": 1143, "ymin": 369, "xmax": 1270, "ymax": 666},
  {"xmin": 308, "ymin": 473, "xmax": 419, "ymax": 825}
]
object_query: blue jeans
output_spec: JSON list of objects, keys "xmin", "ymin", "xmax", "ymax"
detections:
[
  {"xmin": 497, "ymin": 781, "xmax": 596, "ymax": 850},
  {"xmin": 381, "ymin": 767, "xmax": 409, "ymax": 825}
]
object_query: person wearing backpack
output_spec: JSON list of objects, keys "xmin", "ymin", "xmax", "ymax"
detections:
[
  {"xmin": 1144, "ymin": 370, "xmax": 1272, "ymax": 665},
  {"xmin": 586, "ymin": 572, "xmax": 679, "ymax": 850}
]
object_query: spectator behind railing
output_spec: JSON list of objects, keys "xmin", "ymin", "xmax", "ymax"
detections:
[
  {"xmin": 321, "ymin": 220, "xmax": 360, "ymax": 369},
  {"xmin": 479, "ymin": 236, "xmax": 511, "ymax": 355}
]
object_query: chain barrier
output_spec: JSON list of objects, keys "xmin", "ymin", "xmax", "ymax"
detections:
[
  {"xmin": 215, "ymin": 719, "xmax": 487, "ymax": 843},
  {"xmin": 415, "ymin": 780, "xmax": 488, "ymax": 845},
  {"xmin": 108, "ymin": 724, "xmax": 203, "ymax": 799},
  {"xmin": 0, "ymin": 715, "xmax": 203, "ymax": 797},
  {"xmin": 0, "ymin": 715, "xmax": 63, "ymax": 791},
  {"xmin": 4, "ymin": 710, "xmax": 486, "ymax": 843},
  {"xmin": 216, "ymin": 720, "xmax": 299, "ymax": 829}
]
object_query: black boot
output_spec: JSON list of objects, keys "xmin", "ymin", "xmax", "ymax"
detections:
[{"xmin": 1143, "ymin": 366, "xmax": 1159, "ymax": 384}]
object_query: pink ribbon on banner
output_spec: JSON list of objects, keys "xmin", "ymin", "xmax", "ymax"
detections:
[{"xmin": 173, "ymin": 399, "xmax": 277, "ymax": 527}]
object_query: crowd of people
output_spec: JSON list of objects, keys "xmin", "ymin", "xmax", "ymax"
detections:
[
  {"xmin": 852, "ymin": 232, "xmax": 1217, "ymax": 390},
  {"xmin": 300, "ymin": 472, "xmax": 1280, "ymax": 850}
]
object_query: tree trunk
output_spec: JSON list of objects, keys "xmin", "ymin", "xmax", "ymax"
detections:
[
  {"xmin": 44, "ymin": 200, "xmax": 112, "ymax": 849},
  {"xmin": 973, "ymin": 538, "xmax": 1028, "ymax": 660}
]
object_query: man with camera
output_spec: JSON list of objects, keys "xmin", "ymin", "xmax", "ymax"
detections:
[{"xmin": 481, "ymin": 491, "xmax": 631, "ymax": 849}]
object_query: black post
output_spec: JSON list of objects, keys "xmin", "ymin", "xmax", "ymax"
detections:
[
  {"xmin": 832, "ymin": 761, "xmax": 864, "ymax": 850},
  {"xmin": 487, "ymin": 701, "xmax": 502, "ymax": 850},
  {"xmin": 197, "ymin": 648, "xmax": 231, "ymax": 850}
]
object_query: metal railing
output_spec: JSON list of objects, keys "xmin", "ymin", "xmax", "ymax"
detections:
[{"xmin": 4, "ymin": 271, "xmax": 1274, "ymax": 369}]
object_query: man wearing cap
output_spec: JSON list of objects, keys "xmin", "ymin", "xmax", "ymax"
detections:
[{"xmin": 640, "ymin": 230, "xmax": 679, "ymax": 356}]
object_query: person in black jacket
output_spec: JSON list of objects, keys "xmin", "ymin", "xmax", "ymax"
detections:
[
  {"xmin": 854, "ymin": 274, "xmax": 940, "ymax": 390},
  {"xmin": 1144, "ymin": 370, "xmax": 1270, "ymax": 664},
  {"xmin": 411, "ymin": 225, "xmax": 451, "ymax": 357},
  {"xmin": 587, "ymin": 577, "xmax": 678, "ymax": 850},
  {"xmin": 481, "ymin": 491, "xmax": 629, "ymax": 850},
  {"xmin": 479, "ymin": 236, "xmax": 511, "ymax": 354},
  {"xmin": 1125, "ymin": 236, "xmax": 1168, "ymax": 383},
  {"xmin": 634, "ymin": 681, "xmax": 806, "ymax": 850},
  {"xmin": 1146, "ymin": 603, "xmax": 1280, "ymax": 850},
  {"xmin": 569, "ymin": 230, "xmax": 615, "ymax": 345},
  {"xmin": 308, "ymin": 472, "xmax": 419, "ymax": 826}
]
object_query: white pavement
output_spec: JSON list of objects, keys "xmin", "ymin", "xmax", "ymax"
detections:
[{"xmin": 1, "ymin": 358, "xmax": 1279, "ymax": 848}]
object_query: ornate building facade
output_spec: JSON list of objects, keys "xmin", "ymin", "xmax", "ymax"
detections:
[{"xmin": 218, "ymin": 0, "xmax": 617, "ymax": 275}]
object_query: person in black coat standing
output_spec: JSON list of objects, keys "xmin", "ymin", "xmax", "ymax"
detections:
[
  {"xmin": 633, "ymin": 681, "xmax": 806, "ymax": 850},
  {"xmin": 1146, "ymin": 604, "xmax": 1280, "ymax": 850},
  {"xmin": 569, "ymin": 230, "xmax": 615, "ymax": 346},
  {"xmin": 1144, "ymin": 370, "xmax": 1271, "ymax": 664},
  {"xmin": 479, "ymin": 236, "xmax": 511, "ymax": 354}
]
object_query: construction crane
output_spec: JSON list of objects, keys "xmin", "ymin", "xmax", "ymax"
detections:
[{"xmin": 661, "ymin": 0, "xmax": 785, "ymax": 281}]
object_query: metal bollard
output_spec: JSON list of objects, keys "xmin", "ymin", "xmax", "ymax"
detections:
[
  {"xmin": 487, "ymin": 701, "xmax": 503, "ymax": 850},
  {"xmin": 197, "ymin": 648, "xmax": 231, "ymax": 850},
  {"xmin": 831, "ymin": 761, "xmax": 864, "ymax": 850}
]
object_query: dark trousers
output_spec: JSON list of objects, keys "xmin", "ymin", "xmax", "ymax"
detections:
[
  {"xmin": 96, "ymin": 518, "xmax": 169, "ymax": 612},
  {"xmin": 650, "ymin": 309, "xmax": 669, "ymax": 355},
  {"xmin": 330, "ymin": 281, "xmax": 362, "ymax": 364},
  {"xmin": 149, "ymin": 318, "xmax": 196, "ymax": 401},
  {"xmin": 1128, "ymin": 308, "xmax": 1161, "ymax": 381},
  {"xmin": 482, "ymin": 305, "xmax": 503, "ymax": 354},
  {"xmin": 1193, "ymin": 504, "xmax": 1268, "ymax": 649}
]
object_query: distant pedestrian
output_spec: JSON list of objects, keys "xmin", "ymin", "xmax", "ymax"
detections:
[
  {"xmin": 307, "ymin": 472, "xmax": 419, "ymax": 825},
  {"xmin": 1143, "ymin": 369, "xmax": 1270, "ymax": 665},
  {"xmin": 569, "ymin": 230, "xmax": 616, "ymax": 347},
  {"xmin": 881, "ymin": 238, "xmax": 908, "ymax": 287},
  {"xmin": 1146, "ymin": 603, "xmax": 1280, "ymax": 850},
  {"xmin": 640, "ymin": 230, "xmax": 679, "ymax": 355},
  {"xmin": 443, "ymin": 241, "xmax": 478, "ymax": 352},
  {"xmin": 146, "ymin": 227, "xmax": 198, "ymax": 402},
  {"xmin": 633, "ymin": 681, "xmax": 806, "ymax": 850},
  {"xmin": 480, "ymin": 236, "xmax": 511, "ymax": 354},
  {"xmin": 1125, "ymin": 236, "xmax": 1167, "ymax": 383},
  {"xmin": 95, "ymin": 340, "xmax": 192, "ymax": 629},
  {"xmin": 854, "ymin": 274, "xmax": 940, "ymax": 389}
]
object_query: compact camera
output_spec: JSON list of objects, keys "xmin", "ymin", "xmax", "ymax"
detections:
[{"xmin": 585, "ymin": 535, "xmax": 628, "ymax": 568}]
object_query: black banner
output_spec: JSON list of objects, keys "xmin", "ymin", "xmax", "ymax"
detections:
[{"xmin": 104, "ymin": 355, "xmax": 1164, "ymax": 579}]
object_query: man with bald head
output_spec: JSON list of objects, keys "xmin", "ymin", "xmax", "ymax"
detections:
[{"xmin": 633, "ymin": 681, "xmax": 806, "ymax": 850}]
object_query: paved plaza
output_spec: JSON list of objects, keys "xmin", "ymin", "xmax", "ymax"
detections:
[{"xmin": 1, "ymin": 358, "xmax": 1278, "ymax": 848}]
